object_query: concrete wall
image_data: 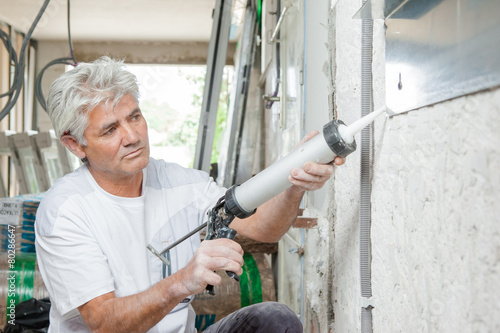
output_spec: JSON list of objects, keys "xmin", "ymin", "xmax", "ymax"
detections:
[
  {"xmin": 370, "ymin": 90, "xmax": 500, "ymax": 333},
  {"xmin": 255, "ymin": 0, "xmax": 500, "ymax": 332}
]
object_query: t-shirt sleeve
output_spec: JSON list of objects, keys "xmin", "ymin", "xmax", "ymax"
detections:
[
  {"xmin": 196, "ymin": 173, "xmax": 227, "ymax": 223},
  {"xmin": 151, "ymin": 159, "xmax": 226, "ymax": 228},
  {"xmin": 35, "ymin": 201, "xmax": 115, "ymax": 317}
]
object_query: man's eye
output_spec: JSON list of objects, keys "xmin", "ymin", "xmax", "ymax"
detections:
[{"xmin": 104, "ymin": 127, "xmax": 115, "ymax": 135}]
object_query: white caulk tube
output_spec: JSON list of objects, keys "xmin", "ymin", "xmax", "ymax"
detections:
[{"xmin": 224, "ymin": 107, "xmax": 386, "ymax": 218}]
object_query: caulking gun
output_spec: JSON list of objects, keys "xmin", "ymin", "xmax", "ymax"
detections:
[{"xmin": 147, "ymin": 107, "xmax": 386, "ymax": 294}]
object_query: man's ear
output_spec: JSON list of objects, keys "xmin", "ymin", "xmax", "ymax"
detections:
[{"xmin": 60, "ymin": 134, "xmax": 86, "ymax": 160}]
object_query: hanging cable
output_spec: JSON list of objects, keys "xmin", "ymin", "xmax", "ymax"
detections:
[
  {"xmin": 35, "ymin": 0, "xmax": 77, "ymax": 112},
  {"xmin": 0, "ymin": 30, "xmax": 19, "ymax": 98},
  {"xmin": 0, "ymin": 0, "xmax": 51, "ymax": 121}
]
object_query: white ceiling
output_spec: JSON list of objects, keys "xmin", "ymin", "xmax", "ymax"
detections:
[{"xmin": 0, "ymin": 0, "xmax": 235, "ymax": 42}]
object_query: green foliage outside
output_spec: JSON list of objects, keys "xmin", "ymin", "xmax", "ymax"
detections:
[
  {"xmin": 141, "ymin": 99, "xmax": 198, "ymax": 148},
  {"xmin": 186, "ymin": 67, "xmax": 231, "ymax": 165},
  {"xmin": 140, "ymin": 66, "xmax": 231, "ymax": 167}
]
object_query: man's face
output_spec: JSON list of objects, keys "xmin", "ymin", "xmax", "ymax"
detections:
[{"xmin": 81, "ymin": 94, "xmax": 150, "ymax": 181}]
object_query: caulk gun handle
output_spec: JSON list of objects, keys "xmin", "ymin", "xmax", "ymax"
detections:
[{"xmin": 206, "ymin": 227, "xmax": 240, "ymax": 295}]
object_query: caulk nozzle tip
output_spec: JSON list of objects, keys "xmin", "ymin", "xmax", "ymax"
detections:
[{"xmin": 342, "ymin": 107, "xmax": 386, "ymax": 141}]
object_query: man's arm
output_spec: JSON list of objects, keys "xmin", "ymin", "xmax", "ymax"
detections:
[
  {"xmin": 78, "ymin": 238, "xmax": 244, "ymax": 333},
  {"xmin": 79, "ymin": 131, "xmax": 343, "ymax": 331},
  {"xmin": 230, "ymin": 131, "xmax": 345, "ymax": 242}
]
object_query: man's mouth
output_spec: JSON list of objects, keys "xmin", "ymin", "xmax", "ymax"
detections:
[{"xmin": 124, "ymin": 147, "xmax": 143, "ymax": 158}]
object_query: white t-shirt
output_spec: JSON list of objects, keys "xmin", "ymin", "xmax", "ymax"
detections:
[{"xmin": 35, "ymin": 158, "xmax": 225, "ymax": 333}]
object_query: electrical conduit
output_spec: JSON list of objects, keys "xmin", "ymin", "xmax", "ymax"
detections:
[{"xmin": 360, "ymin": 1, "xmax": 374, "ymax": 332}]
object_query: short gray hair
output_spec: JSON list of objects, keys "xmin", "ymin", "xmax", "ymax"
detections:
[{"xmin": 46, "ymin": 56, "xmax": 140, "ymax": 145}]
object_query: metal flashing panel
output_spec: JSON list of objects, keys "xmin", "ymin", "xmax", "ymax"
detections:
[
  {"xmin": 353, "ymin": 0, "xmax": 408, "ymax": 20},
  {"xmin": 384, "ymin": 0, "xmax": 500, "ymax": 114}
]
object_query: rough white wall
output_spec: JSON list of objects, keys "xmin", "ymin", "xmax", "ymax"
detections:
[
  {"xmin": 261, "ymin": 0, "xmax": 500, "ymax": 331},
  {"xmin": 327, "ymin": 1, "xmax": 366, "ymax": 331},
  {"xmin": 300, "ymin": 0, "xmax": 337, "ymax": 332},
  {"xmin": 260, "ymin": 0, "xmax": 361, "ymax": 331},
  {"xmin": 371, "ymin": 90, "xmax": 500, "ymax": 332},
  {"xmin": 329, "ymin": 0, "xmax": 500, "ymax": 332}
]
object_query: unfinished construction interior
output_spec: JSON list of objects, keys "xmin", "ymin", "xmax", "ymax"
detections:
[{"xmin": 1, "ymin": 0, "xmax": 499, "ymax": 332}]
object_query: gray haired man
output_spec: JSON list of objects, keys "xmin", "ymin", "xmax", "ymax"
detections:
[{"xmin": 35, "ymin": 57, "xmax": 344, "ymax": 332}]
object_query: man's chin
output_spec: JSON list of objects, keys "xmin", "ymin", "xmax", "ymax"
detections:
[
  {"xmin": 122, "ymin": 154, "xmax": 149, "ymax": 174},
  {"xmin": 134, "ymin": 155, "xmax": 150, "ymax": 171}
]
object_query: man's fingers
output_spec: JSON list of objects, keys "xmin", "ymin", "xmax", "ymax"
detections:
[
  {"xmin": 180, "ymin": 239, "xmax": 245, "ymax": 294},
  {"xmin": 202, "ymin": 239, "xmax": 244, "ymax": 256},
  {"xmin": 289, "ymin": 169, "xmax": 329, "ymax": 184},
  {"xmin": 289, "ymin": 162, "xmax": 334, "ymax": 181},
  {"xmin": 287, "ymin": 159, "xmax": 345, "ymax": 191},
  {"xmin": 303, "ymin": 162, "xmax": 335, "ymax": 177},
  {"xmin": 288, "ymin": 172, "xmax": 330, "ymax": 190},
  {"xmin": 198, "ymin": 239, "xmax": 244, "ymax": 272},
  {"xmin": 211, "ymin": 257, "xmax": 244, "ymax": 276},
  {"xmin": 334, "ymin": 156, "xmax": 345, "ymax": 166}
]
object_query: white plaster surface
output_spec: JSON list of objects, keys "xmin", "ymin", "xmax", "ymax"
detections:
[
  {"xmin": 371, "ymin": 90, "xmax": 500, "ymax": 332},
  {"xmin": 264, "ymin": 0, "xmax": 500, "ymax": 331},
  {"xmin": 329, "ymin": 1, "xmax": 365, "ymax": 331},
  {"xmin": 328, "ymin": 0, "xmax": 500, "ymax": 331}
]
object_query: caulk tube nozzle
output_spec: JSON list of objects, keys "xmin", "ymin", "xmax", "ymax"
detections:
[
  {"xmin": 226, "ymin": 120, "xmax": 357, "ymax": 217},
  {"xmin": 339, "ymin": 107, "xmax": 386, "ymax": 143}
]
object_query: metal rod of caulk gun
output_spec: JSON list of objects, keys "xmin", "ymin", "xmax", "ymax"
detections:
[
  {"xmin": 147, "ymin": 222, "xmax": 208, "ymax": 265},
  {"xmin": 228, "ymin": 107, "xmax": 386, "ymax": 216}
]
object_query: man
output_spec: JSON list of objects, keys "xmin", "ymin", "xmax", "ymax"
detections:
[{"xmin": 35, "ymin": 57, "xmax": 344, "ymax": 333}]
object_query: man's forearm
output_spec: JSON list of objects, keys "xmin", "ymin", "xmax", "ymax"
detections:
[
  {"xmin": 79, "ymin": 272, "xmax": 190, "ymax": 333},
  {"xmin": 230, "ymin": 155, "xmax": 340, "ymax": 243},
  {"xmin": 232, "ymin": 186, "xmax": 305, "ymax": 243}
]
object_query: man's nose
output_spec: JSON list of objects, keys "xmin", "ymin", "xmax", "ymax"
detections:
[{"xmin": 121, "ymin": 123, "xmax": 140, "ymax": 145}]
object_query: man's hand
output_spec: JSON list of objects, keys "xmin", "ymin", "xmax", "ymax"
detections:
[
  {"xmin": 78, "ymin": 239, "xmax": 243, "ymax": 333},
  {"xmin": 288, "ymin": 130, "xmax": 346, "ymax": 192},
  {"xmin": 176, "ymin": 238, "xmax": 244, "ymax": 295}
]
